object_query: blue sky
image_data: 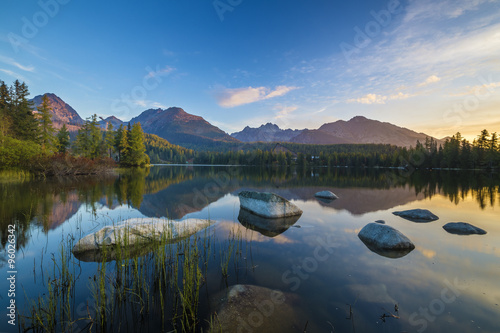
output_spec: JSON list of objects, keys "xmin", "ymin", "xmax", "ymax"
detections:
[{"xmin": 1, "ymin": 0, "xmax": 499, "ymax": 139}]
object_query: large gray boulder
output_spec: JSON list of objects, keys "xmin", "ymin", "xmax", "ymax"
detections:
[
  {"xmin": 238, "ymin": 191, "xmax": 302, "ymax": 218},
  {"xmin": 393, "ymin": 209, "xmax": 439, "ymax": 222},
  {"xmin": 72, "ymin": 218, "xmax": 211, "ymax": 261},
  {"xmin": 443, "ymin": 222, "xmax": 487, "ymax": 235},
  {"xmin": 209, "ymin": 284, "xmax": 306, "ymax": 332},
  {"xmin": 358, "ymin": 223, "xmax": 415, "ymax": 258},
  {"xmin": 314, "ymin": 190, "xmax": 338, "ymax": 200}
]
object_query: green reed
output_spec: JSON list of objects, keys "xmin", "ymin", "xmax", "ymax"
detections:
[{"xmin": 21, "ymin": 217, "xmax": 248, "ymax": 332}]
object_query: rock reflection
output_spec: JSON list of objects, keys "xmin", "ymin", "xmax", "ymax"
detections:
[{"xmin": 237, "ymin": 208, "xmax": 301, "ymax": 237}]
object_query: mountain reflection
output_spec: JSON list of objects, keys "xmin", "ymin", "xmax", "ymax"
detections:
[{"xmin": 1, "ymin": 166, "xmax": 499, "ymax": 253}]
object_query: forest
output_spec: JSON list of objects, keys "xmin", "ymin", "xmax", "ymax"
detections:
[{"xmin": 1, "ymin": 79, "xmax": 499, "ymax": 173}]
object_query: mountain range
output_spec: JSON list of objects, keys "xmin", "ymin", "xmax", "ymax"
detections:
[
  {"xmin": 30, "ymin": 93, "xmax": 444, "ymax": 149},
  {"xmin": 232, "ymin": 116, "xmax": 444, "ymax": 147},
  {"xmin": 231, "ymin": 123, "xmax": 303, "ymax": 143}
]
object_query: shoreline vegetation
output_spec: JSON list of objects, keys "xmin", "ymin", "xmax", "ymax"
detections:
[
  {"xmin": 19, "ymin": 216, "xmax": 245, "ymax": 332},
  {"xmin": 1, "ymin": 79, "xmax": 499, "ymax": 178}
]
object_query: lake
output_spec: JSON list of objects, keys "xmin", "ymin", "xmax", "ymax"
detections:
[{"xmin": 1, "ymin": 166, "xmax": 499, "ymax": 332}]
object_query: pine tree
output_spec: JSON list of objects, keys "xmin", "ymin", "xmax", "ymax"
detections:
[
  {"xmin": 0, "ymin": 81, "xmax": 12, "ymax": 138},
  {"xmin": 37, "ymin": 94, "xmax": 55, "ymax": 153},
  {"xmin": 74, "ymin": 120, "xmax": 91, "ymax": 157},
  {"xmin": 119, "ymin": 126, "xmax": 129, "ymax": 164},
  {"xmin": 12, "ymin": 80, "xmax": 39, "ymax": 142},
  {"xmin": 56, "ymin": 124, "xmax": 70, "ymax": 154},
  {"xmin": 89, "ymin": 114, "xmax": 102, "ymax": 159},
  {"xmin": 114, "ymin": 124, "xmax": 124, "ymax": 161},
  {"xmin": 126, "ymin": 122, "xmax": 148, "ymax": 166},
  {"xmin": 104, "ymin": 121, "xmax": 115, "ymax": 158}
]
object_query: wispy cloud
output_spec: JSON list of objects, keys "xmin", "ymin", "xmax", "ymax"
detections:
[
  {"xmin": 273, "ymin": 105, "xmax": 298, "ymax": 119},
  {"xmin": 403, "ymin": 0, "xmax": 493, "ymax": 23},
  {"xmin": 145, "ymin": 65, "xmax": 175, "ymax": 79},
  {"xmin": 450, "ymin": 80, "xmax": 500, "ymax": 97},
  {"xmin": 0, "ymin": 55, "xmax": 35, "ymax": 72},
  {"xmin": 0, "ymin": 68, "xmax": 28, "ymax": 82},
  {"xmin": 418, "ymin": 75, "xmax": 441, "ymax": 87},
  {"xmin": 347, "ymin": 92, "xmax": 412, "ymax": 104},
  {"xmin": 214, "ymin": 85, "xmax": 299, "ymax": 108},
  {"xmin": 338, "ymin": 0, "xmax": 500, "ymax": 94},
  {"xmin": 133, "ymin": 99, "xmax": 168, "ymax": 109}
]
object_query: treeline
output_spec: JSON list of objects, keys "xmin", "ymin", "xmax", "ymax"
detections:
[
  {"xmin": 186, "ymin": 135, "xmax": 499, "ymax": 169},
  {"xmin": 409, "ymin": 133, "xmax": 499, "ymax": 169}
]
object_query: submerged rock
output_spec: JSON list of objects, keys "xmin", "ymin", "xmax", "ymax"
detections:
[
  {"xmin": 72, "ymin": 218, "xmax": 211, "ymax": 262},
  {"xmin": 237, "ymin": 208, "xmax": 300, "ymax": 237},
  {"xmin": 314, "ymin": 190, "xmax": 338, "ymax": 200},
  {"xmin": 374, "ymin": 220, "xmax": 386, "ymax": 224},
  {"xmin": 393, "ymin": 209, "xmax": 439, "ymax": 222},
  {"xmin": 209, "ymin": 284, "xmax": 305, "ymax": 333},
  {"xmin": 443, "ymin": 222, "xmax": 487, "ymax": 235},
  {"xmin": 358, "ymin": 223, "xmax": 415, "ymax": 258},
  {"xmin": 238, "ymin": 191, "xmax": 303, "ymax": 218}
]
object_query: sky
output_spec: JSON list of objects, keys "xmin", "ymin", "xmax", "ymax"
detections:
[{"xmin": 0, "ymin": 0, "xmax": 499, "ymax": 140}]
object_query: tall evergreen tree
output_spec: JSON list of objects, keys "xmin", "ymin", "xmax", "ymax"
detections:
[
  {"xmin": 56, "ymin": 124, "xmax": 70, "ymax": 154},
  {"xmin": 127, "ymin": 122, "xmax": 148, "ymax": 166},
  {"xmin": 119, "ymin": 126, "xmax": 129, "ymax": 164},
  {"xmin": 12, "ymin": 80, "xmax": 38, "ymax": 142},
  {"xmin": 114, "ymin": 124, "xmax": 124, "ymax": 161},
  {"xmin": 37, "ymin": 94, "xmax": 56, "ymax": 153},
  {"xmin": 0, "ymin": 81, "xmax": 12, "ymax": 138},
  {"xmin": 89, "ymin": 114, "xmax": 102, "ymax": 159},
  {"xmin": 104, "ymin": 121, "xmax": 115, "ymax": 158}
]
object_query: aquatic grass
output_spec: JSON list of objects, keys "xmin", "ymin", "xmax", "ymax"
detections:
[{"xmin": 21, "ymin": 216, "xmax": 249, "ymax": 332}]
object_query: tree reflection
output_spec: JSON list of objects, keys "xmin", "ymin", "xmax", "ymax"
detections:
[{"xmin": 1, "ymin": 167, "xmax": 499, "ymax": 258}]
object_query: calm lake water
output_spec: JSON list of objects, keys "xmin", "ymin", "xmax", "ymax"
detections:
[{"xmin": 1, "ymin": 166, "xmax": 499, "ymax": 332}]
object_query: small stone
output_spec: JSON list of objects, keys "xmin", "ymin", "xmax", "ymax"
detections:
[
  {"xmin": 443, "ymin": 222, "xmax": 487, "ymax": 235},
  {"xmin": 358, "ymin": 223, "xmax": 415, "ymax": 258},
  {"xmin": 314, "ymin": 190, "xmax": 339, "ymax": 200},
  {"xmin": 393, "ymin": 209, "xmax": 439, "ymax": 222}
]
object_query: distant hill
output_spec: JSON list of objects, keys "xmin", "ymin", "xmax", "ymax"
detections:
[
  {"xmin": 232, "ymin": 116, "xmax": 442, "ymax": 148},
  {"xmin": 130, "ymin": 107, "xmax": 239, "ymax": 148},
  {"xmin": 290, "ymin": 129, "xmax": 353, "ymax": 144},
  {"xmin": 231, "ymin": 123, "xmax": 303, "ymax": 142},
  {"xmin": 310, "ymin": 116, "xmax": 441, "ymax": 147},
  {"xmin": 98, "ymin": 116, "xmax": 124, "ymax": 129},
  {"xmin": 31, "ymin": 93, "xmax": 84, "ymax": 131}
]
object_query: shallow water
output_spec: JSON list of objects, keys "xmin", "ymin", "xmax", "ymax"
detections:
[{"xmin": 1, "ymin": 166, "xmax": 499, "ymax": 332}]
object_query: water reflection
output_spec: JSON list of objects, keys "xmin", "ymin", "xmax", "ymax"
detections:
[
  {"xmin": 237, "ymin": 208, "xmax": 301, "ymax": 237},
  {"xmin": 1, "ymin": 166, "xmax": 500, "ymax": 332},
  {"xmin": 1, "ymin": 167, "xmax": 499, "ymax": 254}
]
